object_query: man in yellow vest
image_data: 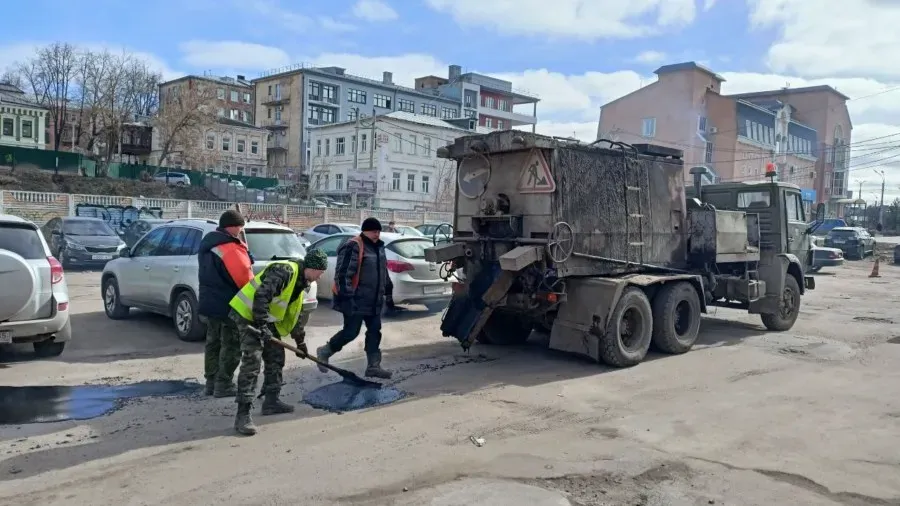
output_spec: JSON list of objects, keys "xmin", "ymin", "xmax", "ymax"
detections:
[{"xmin": 228, "ymin": 249, "xmax": 328, "ymax": 436}]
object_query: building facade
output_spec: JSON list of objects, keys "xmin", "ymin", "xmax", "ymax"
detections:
[
  {"xmin": 0, "ymin": 83, "xmax": 48, "ymax": 150},
  {"xmin": 160, "ymin": 74, "xmax": 256, "ymax": 126},
  {"xmin": 414, "ymin": 65, "xmax": 539, "ymax": 132},
  {"xmin": 307, "ymin": 111, "xmax": 479, "ymax": 210}
]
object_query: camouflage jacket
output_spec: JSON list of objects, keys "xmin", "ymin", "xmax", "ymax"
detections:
[{"xmin": 251, "ymin": 261, "xmax": 309, "ymax": 323}]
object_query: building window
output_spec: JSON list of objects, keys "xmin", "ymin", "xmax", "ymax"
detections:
[
  {"xmin": 698, "ymin": 116, "xmax": 707, "ymax": 132},
  {"xmin": 421, "ymin": 103, "xmax": 437, "ymax": 116},
  {"xmin": 322, "ymin": 84, "xmax": 336, "ymax": 103},
  {"xmin": 348, "ymin": 89, "xmax": 366, "ymax": 104},
  {"xmin": 361, "ymin": 134, "xmax": 368, "ymax": 152},
  {"xmin": 206, "ymin": 133, "xmax": 215, "ymax": 149},
  {"xmin": 230, "ymin": 109, "xmax": 239, "ymax": 120},
  {"xmin": 392, "ymin": 133, "xmax": 402, "ymax": 152},
  {"xmin": 421, "ymin": 137, "xmax": 431, "ymax": 156},
  {"xmin": 392, "ymin": 172, "xmax": 401, "ymax": 191},
  {"xmin": 351, "ymin": 135, "xmax": 357, "ymax": 154},
  {"xmin": 335, "ymin": 174, "xmax": 343, "ymax": 190},
  {"xmin": 237, "ymin": 139, "xmax": 245, "ymax": 153},
  {"xmin": 217, "ymin": 88, "xmax": 225, "ymax": 99},
  {"xmin": 464, "ymin": 90, "xmax": 477, "ymax": 108},
  {"xmin": 497, "ymin": 119, "xmax": 505, "ymax": 129},
  {"xmin": 499, "ymin": 99, "xmax": 510, "ymax": 112},
  {"xmin": 315, "ymin": 174, "xmax": 321, "ymax": 189},
  {"xmin": 222, "ymin": 136, "xmax": 230, "ymax": 151},
  {"xmin": 251, "ymin": 141, "xmax": 259, "ymax": 154},
  {"xmin": 641, "ymin": 117, "xmax": 656, "ymax": 138},
  {"xmin": 398, "ymin": 99, "xmax": 414, "ymax": 113},
  {"xmin": 336, "ymin": 137, "xmax": 345, "ymax": 155},
  {"xmin": 348, "ymin": 109, "xmax": 358, "ymax": 121},
  {"xmin": 236, "ymin": 166, "xmax": 244, "ymax": 176},
  {"xmin": 21, "ymin": 120, "xmax": 33, "ymax": 138},
  {"xmin": 485, "ymin": 117, "xmax": 493, "ymax": 128},
  {"xmin": 217, "ymin": 108, "xmax": 225, "ymax": 117},
  {"xmin": 407, "ymin": 135, "xmax": 417, "ymax": 155},
  {"xmin": 251, "ymin": 168, "xmax": 258, "ymax": 177},
  {"xmin": 243, "ymin": 92, "xmax": 251, "ymax": 103},
  {"xmin": 308, "ymin": 105, "xmax": 335, "ymax": 124},
  {"xmin": 325, "ymin": 138, "xmax": 331, "ymax": 156},
  {"xmin": 465, "ymin": 109, "xmax": 477, "ymax": 118},
  {"xmin": 323, "ymin": 174, "xmax": 329, "ymax": 189},
  {"xmin": 1, "ymin": 118, "xmax": 13, "ymax": 136},
  {"xmin": 230, "ymin": 90, "xmax": 238, "ymax": 102},
  {"xmin": 422, "ymin": 175, "xmax": 430, "ymax": 194},
  {"xmin": 309, "ymin": 82, "xmax": 323, "ymax": 101},
  {"xmin": 407, "ymin": 173, "xmax": 415, "ymax": 192},
  {"xmin": 440, "ymin": 107, "xmax": 457, "ymax": 119},
  {"xmin": 373, "ymin": 93, "xmax": 391, "ymax": 109},
  {"xmin": 316, "ymin": 139, "xmax": 322, "ymax": 156},
  {"xmin": 705, "ymin": 141, "xmax": 713, "ymax": 163}
]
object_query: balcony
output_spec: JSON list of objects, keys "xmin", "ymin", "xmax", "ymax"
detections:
[
  {"xmin": 261, "ymin": 94, "xmax": 289, "ymax": 106},
  {"xmin": 261, "ymin": 119, "xmax": 289, "ymax": 129},
  {"xmin": 268, "ymin": 136, "xmax": 288, "ymax": 150},
  {"xmin": 308, "ymin": 94, "xmax": 339, "ymax": 105}
]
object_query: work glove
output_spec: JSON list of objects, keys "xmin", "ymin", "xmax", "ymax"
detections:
[{"xmin": 293, "ymin": 339, "xmax": 309, "ymax": 357}]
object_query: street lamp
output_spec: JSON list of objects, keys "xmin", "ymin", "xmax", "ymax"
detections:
[{"xmin": 873, "ymin": 169, "xmax": 886, "ymax": 226}]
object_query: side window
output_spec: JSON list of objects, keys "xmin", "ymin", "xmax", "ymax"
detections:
[
  {"xmin": 317, "ymin": 236, "xmax": 345, "ymax": 256},
  {"xmin": 784, "ymin": 192, "xmax": 803, "ymax": 222},
  {"xmin": 132, "ymin": 227, "xmax": 169, "ymax": 257},
  {"xmin": 181, "ymin": 229, "xmax": 203, "ymax": 255},
  {"xmin": 313, "ymin": 225, "xmax": 330, "ymax": 234},
  {"xmin": 156, "ymin": 227, "xmax": 190, "ymax": 256}
]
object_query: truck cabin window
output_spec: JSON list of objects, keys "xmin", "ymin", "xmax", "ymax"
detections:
[{"xmin": 737, "ymin": 191, "xmax": 771, "ymax": 209}]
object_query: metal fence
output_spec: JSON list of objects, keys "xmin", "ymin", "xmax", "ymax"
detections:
[{"xmin": 0, "ymin": 190, "xmax": 453, "ymax": 232}]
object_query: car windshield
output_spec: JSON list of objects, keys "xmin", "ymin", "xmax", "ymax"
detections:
[
  {"xmin": 418, "ymin": 225, "xmax": 439, "ymax": 236},
  {"xmin": 388, "ymin": 239, "xmax": 432, "ymax": 259},
  {"xmin": 340, "ymin": 225, "xmax": 361, "ymax": 233},
  {"xmin": 828, "ymin": 229, "xmax": 858, "ymax": 238},
  {"xmin": 0, "ymin": 224, "xmax": 45, "ymax": 259},
  {"xmin": 63, "ymin": 220, "xmax": 117, "ymax": 236},
  {"xmin": 245, "ymin": 230, "xmax": 307, "ymax": 260}
]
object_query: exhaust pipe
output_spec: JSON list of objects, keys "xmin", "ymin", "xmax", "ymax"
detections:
[{"xmin": 689, "ymin": 166, "xmax": 709, "ymax": 201}]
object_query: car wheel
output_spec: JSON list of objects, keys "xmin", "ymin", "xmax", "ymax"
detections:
[
  {"xmin": 102, "ymin": 277, "xmax": 131, "ymax": 319},
  {"xmin": 33, "ymin": 340, "xmax": 65, "ymax": 358},
  {"xmin": 172, "ymin": 290, "xmax": 205, "ymax": 342}
]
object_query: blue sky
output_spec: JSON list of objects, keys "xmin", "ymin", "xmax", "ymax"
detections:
[{"xmin": 2, "ymin": 0, "xmax": 900, "ymax": 199}]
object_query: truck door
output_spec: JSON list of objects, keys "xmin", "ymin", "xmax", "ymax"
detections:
[{"xmin": 783, "ymin": 189, "xmax": 808, "ymax": 262}]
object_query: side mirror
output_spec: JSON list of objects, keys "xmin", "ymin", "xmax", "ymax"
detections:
[
  {"xmin": 815, "ymin": 203, "xmax": 825, "ymax": 224},
  {"xmin": 119, "ymin": 248, "xmax": 131, "ymax": 258}
]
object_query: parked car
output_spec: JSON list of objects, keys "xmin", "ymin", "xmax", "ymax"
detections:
[
  {"xmin": 823, "ymin": 226, "xmax": 876, "ymax": 259},
  {"xmin": 154, "ymin": 171, "xmax": 191, "ymax": 186},
  {"xmin": 101, "ymin": 219, "xmax": 318, "ymax": 342},
  {"xmin": 0, "ymin": 214, "xmax": 71, "ymax": 357},
  {"xmin": 122, "ymin": 218, "xmax": 167, "ymax": 248},
  {"xmin": 310, "ymin": 232, "xmax": 452, "ymax": 310},
  {"xmin": 42, "ymin": 217, "xmax": 127, "ymax": 269},
  {"xmin": 808, "ymin": 245, "xmax": 844, "ymax": 273},
  {"xmin": 395, "ymin": 225, "xmax": 424, "ymax": 237},
  {"xmin": 416, "ymin": 222, "xmax": 453, "ymax": 244},
  {"xmin": 296, "ymin": 232, "xmax": 311, "ymax": 249},
  {"xmin": 301, "ymin": 222, "xmax": 362, "ymax": 244}
]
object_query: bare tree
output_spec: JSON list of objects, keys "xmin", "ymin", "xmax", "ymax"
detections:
[
  {"xmin": 305, "ymin": 156, "xmax": 333, "ymax": 200},
  {"xmin": 15, "ymin": 42, "xmax": 79, "ymax": 152},
  {"xmin": 431, "ymin": 158, "xmax": 457, "ymax": 212},
  {"xmin": 152, "ymin": 80, "xmax": 219, "ymax": 169},
  {"xmin": 0, "ymin": 69, "xmax": 23, "ymax": 89}
]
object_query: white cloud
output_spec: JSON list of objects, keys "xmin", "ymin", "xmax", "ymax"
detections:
[
  {"xmin": 243, "ymin": 0, "xmax": 313, "ymax": 34},
  {"xmin": 632, "ymin": 50, "xmax": 667, "ymax": 64},
  {"xmin": 425, "ymin": 0, "xmax": 701, "ymax": 40},
  {"xmin": 179, "ymin": 41, "xmax": 291, "ymax": 70},
  {"xmin": 352, "ymin": 0, "xmax": 399, "ymax": 21},
  {"xmin": 319, "ymin": 16, "xmax": 357, "ymax": 32}
]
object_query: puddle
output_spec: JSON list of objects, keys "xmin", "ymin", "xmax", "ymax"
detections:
[
  {"xmin": 0, "ymin": 380, "xmax": 202, "ymax": 425},
  {"xmin": 303, "ymin": 380, "xmax": 407, "ymax": 413}
]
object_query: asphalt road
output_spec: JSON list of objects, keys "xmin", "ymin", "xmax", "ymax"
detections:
[{"xmin": 1, "ymin": 259, "xmax": 899, "ymax": 506}]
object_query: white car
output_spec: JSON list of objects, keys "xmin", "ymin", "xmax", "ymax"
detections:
[
  {"xmin": 101, "ymin": 219, "xmax": 318, "ymax": 341},
  {"xmin": 153, "ymin": 171, "xmax": 192, "ymax": 186},
  {"xmin": 0, "ymin": 214, "xmax": 72, "ymax": 357},
  {"xmin": 310, "ymin": 232, "xmax": 451, "ymax": 310},
  {"xmin": 301, "ymin": 222, "xmax": 362, "ymax": 244},
  {"xmin": 394, "ymin": 225, "xmax": 424, "ymax": 237}
]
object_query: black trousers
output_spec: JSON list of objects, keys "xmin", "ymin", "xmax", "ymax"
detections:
[
  {"xmin": 385, "ymin": 277, "xmax": 396, "ymax": 307},
  {"xmin": 327, "ymin": 312, "xmax": 383, "ymax": 354}
]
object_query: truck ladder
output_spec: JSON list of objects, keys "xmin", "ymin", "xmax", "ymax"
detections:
[{"xmin": 623, "ymin": 155, "xmax": 645, "ymax": 265}]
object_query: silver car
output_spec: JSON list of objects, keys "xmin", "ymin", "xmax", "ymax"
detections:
[
  {"xmin": 0, "ymin": 214, "xmax": 72, "ymax": 357},
  {"xmin": 311, "ymin": 232, "xmax": 451, "ymax": 310},
  {"xmin": 101, "ymin": 219, "xmax": 318, "ymax": 342},
  {"xmin": 301, "ymin": 222, "xmax": 362, "ymax": 244}
]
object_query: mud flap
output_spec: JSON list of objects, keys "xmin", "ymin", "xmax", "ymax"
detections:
[{"xmin": 439, "ymin": 264, "xmax": 515, "ymax": 350}]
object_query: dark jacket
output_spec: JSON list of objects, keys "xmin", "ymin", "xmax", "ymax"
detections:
[
  {"xmin": 198, "ymin": 229, "xmax": 253, "ymax": 319},
  {"xmin": 333, "ymin": 234, "xmax": 387, "ymax": 316}
]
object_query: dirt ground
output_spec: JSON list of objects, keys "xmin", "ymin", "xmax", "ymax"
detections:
[{"xmin": 0, "ymin": 258, "xmax": 899, "ymax": 506}]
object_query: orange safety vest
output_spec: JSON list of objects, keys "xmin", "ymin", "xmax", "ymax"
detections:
[{"xmin": 332, "ymin": 236, "xmax": 365, "ymax": 295}]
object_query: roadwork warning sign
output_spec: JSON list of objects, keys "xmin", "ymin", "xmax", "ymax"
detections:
[{"xmin": 517, "ymin": 149, "xmax": 556, "ymax": 193}]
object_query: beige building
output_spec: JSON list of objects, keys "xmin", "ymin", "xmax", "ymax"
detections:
[
  {"xmin": 254, "ymin": 71, "xmax": 304, "ymax": 178},
  {"xmin": 0, "ymin": 83, "xmax": 48, "ymax": 150}
]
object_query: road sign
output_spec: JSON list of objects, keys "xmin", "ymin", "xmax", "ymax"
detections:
[
  {"xmin": 517, "ymin": 149, "xmax": 556, "ymax": 193},
  {"xmin": 458, "ymin": 157, "xmax": 491, "ymax": 199}
]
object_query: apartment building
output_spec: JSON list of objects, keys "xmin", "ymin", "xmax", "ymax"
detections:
[
  {"xmin": 597, "ymin": 62, "xmax": 848, "ymax": 214},
  {"xmin": 307, "ymin": 111, "xmax": 482, "ymax": 210},
  {"xmin": 253, "ymin": 64, "xmax": 463, "ymax": 179},
  {"xmin": 160, "ymin": 74, "xmax": 256, "ymax": 125},
  {"xmin": 414, "ymin": 64, "xmax": 539, "ymax": 132},
  {"xmin": 0, "ymin": 83, "xmax": 47, "ymax": 150}
]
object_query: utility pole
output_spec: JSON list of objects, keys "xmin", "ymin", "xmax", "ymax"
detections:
[
  {"xmin": 351, "ymin": 107, "xmax": 360, "ymax": 210},
  {"xmin": 369, "ymin": 109, "xmax": 377, "ymax": 208},
  {"xmin": 875, "ymin": 169, "xmax": 886, "ymax": 227},
  {"xmin": 858, "ymin": 180, "xmax": 865, "ymax": 198}
]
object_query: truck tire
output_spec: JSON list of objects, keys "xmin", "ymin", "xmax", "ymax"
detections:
[
  {"xmin": 651, "ymin": 281, "xmax": 701, "ymax": 354},
  {"xmin": 476, "ymin": 311, "xmax": 533, "ymax": 345},
  {"xmin": 598, "ymin": 287, "xmax": 653, "ymax": 367},
  {"xmin": 761, "ymin": 275, "xmax": 801, "ymax": 331}
]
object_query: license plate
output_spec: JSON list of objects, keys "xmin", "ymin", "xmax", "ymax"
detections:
[
  {"xmin": 92, "ymin": 254, "xmax": 113, "ymax": 260},
  {"xmin": 424, "ymin": 285, "xmax": 448, "ymax": 295},
  {"xmin": 0, "ymin": 331, "xmax": 11, "ymax": 344}
]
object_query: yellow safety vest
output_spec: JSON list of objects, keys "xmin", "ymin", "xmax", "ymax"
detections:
[{"xmin": 229, "ymin": 260, "xmax": 304, "ymax": 338}]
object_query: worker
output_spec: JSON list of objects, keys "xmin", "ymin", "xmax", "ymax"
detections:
[
  {"xmin": 198, "ymin": 209, "xmax": 253, "ymax": 398},
  {"xmin": 228, "ymin": 249, "xmax": 328, "ymax": 436},
  {"xmin": 384, "ymin": 220, "xmax": 399, "ymax": 233},
  {"xmin": 317, "ymin": 217, "xmax": 393, "ymax": 379}
]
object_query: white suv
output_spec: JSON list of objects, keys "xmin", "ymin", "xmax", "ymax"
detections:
[
  {"xmin": 0, "ymin": 214, "xmax": 72, "ymax": 357},
  {"xmin": 100, "ymin": 219, "xmax": 318, "ymax": 341}
]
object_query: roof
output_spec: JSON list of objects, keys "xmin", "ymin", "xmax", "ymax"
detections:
[
  {"xmin": 654, "ymin": 62, "xmax": 725, "ymax": 82},
  {"xmin": 0, "ymin": 83, "xmax": 47, "ymax": 109},
  {"xmin": 161, "ymin": 75, "xmax": 252, "ymax": 89},
  {"xmin": 309, "ymin": 110, "xmax": 478, "ymax": 133},
  {"xmin": 728, "ymin": 85, "xmax": 850, "ymax": 102},
  {"xmin": 216, "ymin": 117, "xmax": 265, "ymax": 130}
]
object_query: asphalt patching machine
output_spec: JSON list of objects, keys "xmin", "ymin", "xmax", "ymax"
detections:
[{"xmin": 425, "ymin": 131, "xmax": 824, "ymax": 367}]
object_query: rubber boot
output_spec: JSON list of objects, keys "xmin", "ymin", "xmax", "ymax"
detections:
[
  {"xmin": 261, "ymin": 391, "xmax": 295, "ymax": 415},
  {"xmin": 365, "ymin": 351, "xmax": 392, "ymax": 379},
  {"xmin": 213, "ymin": 382, "xmax": 236, "ymax": 398},
  {"xmin": 205, "ymin": 379, "xmax": 214, "ymax": 396},
  {"xmin": 316, "ymin": 344, "xmax": 335, "ymax": 374},
  {"xmin": 234, "ymin": 403, "xmax": 257, "ymax": 436}
]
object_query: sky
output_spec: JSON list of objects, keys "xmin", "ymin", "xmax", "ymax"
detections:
[{"xmin": 2, "ymin": 0, "xmax": 900, "ymax": 202}]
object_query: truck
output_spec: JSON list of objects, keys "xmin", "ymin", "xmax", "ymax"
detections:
[{"xmin": 424, "ymin": 130, "xmax": 825, "ymax": 367}]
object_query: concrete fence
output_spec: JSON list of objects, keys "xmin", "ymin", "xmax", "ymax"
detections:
[{"xmin": 0, "ymin": 190, "xmax": 453, "ymax": 233}]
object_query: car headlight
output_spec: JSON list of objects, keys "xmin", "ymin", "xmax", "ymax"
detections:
[{"xmin": 65, "ymin": 241, "xmax": 86, "ymax": 251}]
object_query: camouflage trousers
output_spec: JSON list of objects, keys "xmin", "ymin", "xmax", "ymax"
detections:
[
  {"xmin": 203, "ymin": 317, "xmax": 240, "ymax": 384},
  {"xmin": 232, "ymin": 313, "xmax": 286, "ymax": 405}
]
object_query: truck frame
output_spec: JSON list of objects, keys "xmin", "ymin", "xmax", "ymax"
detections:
[{"xmin": 425, "ymin": 131, "xmax": 824, "ymax": 367}]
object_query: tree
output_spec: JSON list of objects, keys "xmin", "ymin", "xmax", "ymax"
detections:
[
  {"xmin": 15, "ymin": 42, "xmax": 79, "ymax": 152},
  {"xmin": 305, "ymin": 156, "xmax": 333, "ymax": 200},
  {"xmin": 431, "ymin": 158, "xmax": 456, "ymax": 212},
  {"xmin": 152, "ymin": 79, "xmax": 219, "ymax": 169}
]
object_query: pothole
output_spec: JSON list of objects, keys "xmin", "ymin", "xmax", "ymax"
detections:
[{"xmin": 853, "ymin": 316, "xmax": 895, "ymax": 324}]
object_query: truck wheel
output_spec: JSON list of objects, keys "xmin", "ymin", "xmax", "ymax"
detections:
[
  {"xmin": 761, "ymin": 275, "xmax": 801, "ymax": 331},
  {"xmin": 477, "ymin": 311, "xmax": 533, "ymax": 345},
  {"xmin": 598, "ymin": 287, "xmax": 653, "ymax": 367},
  {"xmin": 651, "ymin": 282, "xmax": 701, "ymax": 354}
]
